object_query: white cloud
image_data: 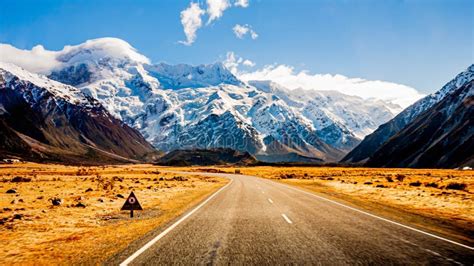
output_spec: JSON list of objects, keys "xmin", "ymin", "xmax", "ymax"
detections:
[
  {"xmin": 223, "ymin": 52, "xmax": 241, "ymax": 74},
  {"xmin": 223, "ymin": 51, "xmax": 255, "ymax": 75},
  {"xmin": 250, "ymin": 30, "xmax": 258, "ymax": 40},
  {"xmin": 232, "ymin": 24, "xmax": 250, "ymax": 39},
  {"xmin": 206, "ymin": 0, "xmax": 230, "ymax": 24},
  {"xmin": 239, "ymin": 64, "xmax": 424, "ymax": 108},
  {"xmin": 232, "ymin": 24, "xmax": 258, "ymax": 40},
  {"xmin": 0, "ymin": 37, "xmax": 150, "ymax": 74},
  {"xmin": 179, "ymin": 2, "xmax": 205, "ymax": 46},
  {"xmin": 242, "ymin": 59, "xmax": 255, "ymax": 67},
  {"xmin": 234, "ymin": 0, "xmax": 249, "ymax": 7},
  {"xmin": 179, "ymin": 0, "xmax": 253, "ymax": 45},
  {"xmin": 0, "ymin": 44, "xmax": 60, "ymax": 74}
]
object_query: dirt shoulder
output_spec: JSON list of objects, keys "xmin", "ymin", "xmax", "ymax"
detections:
[
  {"xmin": 183, "ymin": 166, "xmax": 474, "ymax": 245},
  {"xmin": 0, "ymin": 163, "xmax": 227, "ymax": 264}
]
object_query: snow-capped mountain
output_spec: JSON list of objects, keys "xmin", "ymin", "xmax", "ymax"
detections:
[
  {"xmin": 0, "ymin": 62, "xmax": 155, "ymax": 163},
  {"xmin": 3, "ymin": 38, "xmax": 400, "ymax": 162},
  {"xmin": 248, "ymin": 80, "xmax": 401, "ymax": 148},
  {"xmin": 343, "ymin": 64, "xmax": 474, "ymax": 164},
  {"xmin": 147, "ymin": 62, "xmax": 242, "ymax": 89}
]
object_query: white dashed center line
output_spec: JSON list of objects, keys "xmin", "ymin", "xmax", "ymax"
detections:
[
  {"xmin": 268, "ymin": 198, "xmax": 274, "ymax": 204},
  {"xmin": 282, "ymin": 214, "xmax": 293, "ymax": 224}
]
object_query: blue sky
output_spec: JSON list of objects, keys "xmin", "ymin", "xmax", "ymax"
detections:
[{"xmin": 0, "ymin": 0, "xmax": 473, "ymax": 94}]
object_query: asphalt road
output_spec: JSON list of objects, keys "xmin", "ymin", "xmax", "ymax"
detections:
[{"xmin": 116, "ymin": 172, "xmax": 474, "ymax": 265}]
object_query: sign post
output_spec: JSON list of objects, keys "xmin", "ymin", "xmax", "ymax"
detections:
[{"xmin": 121, "ymin": 191, "xmax": 143, "ymax": 218}]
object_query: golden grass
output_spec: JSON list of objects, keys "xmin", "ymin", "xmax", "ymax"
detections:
[{"xmin": 0, "ymin": 163, "xmax": 227, "ymax": 264}]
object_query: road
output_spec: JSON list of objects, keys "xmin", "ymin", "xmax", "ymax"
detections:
[{"xmin": 115, "ymin": 172, "xmax": 474, "ymax": 265}]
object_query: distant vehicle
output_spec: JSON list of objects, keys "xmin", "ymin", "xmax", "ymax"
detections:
[{"xmin": 2, "ymin": 159, "xmax": 21, "ymax": 164}]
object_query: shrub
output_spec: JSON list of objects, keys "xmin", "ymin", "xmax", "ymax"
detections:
[
  {"xmin": 112, "ymin": 176, "xmax": 124, "ymax": 182},
  {"xmin": 96, "ymin": 175, "xmax": 115, "ymax": 190},
  {"xmin": 409, "ymin": 181, "xmax": 422, "ymax": 187},
  {"xmin": 11, "ymin": 176, "xmax": 31, "ymax": 182},
  {"xmin": 385, "ymin": 176, "xmax": 393, "ymax": 182},
  {"xmin": 51, "ymin": 197, "xmax": 62, "ymax": 206},
  {"xmin": 76, "ymin": 168, "xmax": 89, "ymax": 176},
  {"xmin": 425, "ymin": 182, "xmax": 438, "ymax": 188},
  {"xmin": 395, "ymin": 174, "xmax": 405, "ymax": 182},
  {"xmin": 280, "ymin": 174, "xmax": 296, "ymax": 179},
  {"xmin": 172, "ymin": 176, "xmax": 188, "ymax": 181},
  {"xmin": 446, "ymin": 182, "xmax": 467, "ymax": 191}
]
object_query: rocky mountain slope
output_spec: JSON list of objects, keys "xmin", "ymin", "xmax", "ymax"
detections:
[
  {"xmin": 155, "ymin": 148, "xmax": 257, "ymax": 166},
  {"xmin": 365, "ymin": 78, "xmax": 473, "ymax": 168},
  {"xmin": 342, "ymin": 64, "xmax": 474, "ymax": 164},
  {"xmin": 0, "ymin": 62, "xmax": 156, "ymax": 164},
  {"xmin": 41, "ymin": 38, "xmax": 399, "ymax": 162}
]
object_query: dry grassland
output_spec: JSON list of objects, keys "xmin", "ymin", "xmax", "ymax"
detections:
[{"xmin": 0, "ymin": 163, "xmax": 227, "ymax": 264}]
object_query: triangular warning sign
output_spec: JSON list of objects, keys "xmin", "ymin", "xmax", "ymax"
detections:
[{"xmin": 121, "ymin": 191, "xmax": 143, "ymax": 211}]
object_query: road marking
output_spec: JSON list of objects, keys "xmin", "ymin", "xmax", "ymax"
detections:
[
  {"xmin": 268, "ymin": 198, "xmax": 273, "ymax": 204},
  {"xmin": 397, "ymin": 237, "xmax": 463, "ymax": 265},
  {"xmin": 282, "ymin": 214, "xmax": 293, "ymax": 224},
  {"xmin": 262, "ymin": 190, "xmax": 265, "ymax": 194},
  {"xmin": 119, "ymin": 178, "xmax": 234, "ymax": 266},
  {"xmin": 271, "ymin": 180, "xmax": 474, "ymax": 251}
]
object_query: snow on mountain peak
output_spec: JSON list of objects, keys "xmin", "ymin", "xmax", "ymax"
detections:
[
  {"xmin": 399, "ymin": 63, "xmax": 474, "ymax": 124},
  {"xmin": 0, "ymin": 37, "xmax": 149, "ymax": 74},
  {"xmin": 147, "ymin": 62, "xmax": 242, "ymax": 89},
  {"xmin": 57, "ymin": 37, "xmax": 150, "ymax": 66},
  {"xmin": 0, "ymin": 62, "xmax": 96, "ymax": 107}
]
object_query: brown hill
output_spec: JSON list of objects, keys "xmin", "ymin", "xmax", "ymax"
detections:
[
  {"xmin": 366, "ymin": 80, "xmax": 473, "ymax": 168},
  {"xmin": 155, "ymin": 148, "xmax": 258, "ymax": 166}
]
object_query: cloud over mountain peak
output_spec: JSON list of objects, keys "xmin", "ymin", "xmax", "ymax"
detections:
[{"xmin": 0, "ymin": 37, "xmax": 149, "ymax": 74}]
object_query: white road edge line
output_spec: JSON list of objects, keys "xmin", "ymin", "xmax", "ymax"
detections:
[
  {"xmin": 268, "ymin": 198, "xmax": 274, "ymax": 204},
  {"xmin": 119, "ymin": 178, "xmax": 234, "ymax": 266},
  {"xmin": 282, "ymin": 214, "xmax": 293, "ymax": 224},
  {"xmin": 271, "ymin": 180, "xmax": 474, "ymax": 250}
]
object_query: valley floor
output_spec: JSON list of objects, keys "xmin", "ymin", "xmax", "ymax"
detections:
[
  {"xmin": 0, "ymin": 163, "xmax": 472, "ymax": 264},
  {"xmin": 0, "ymin": 163, "xmax": 227, "ymax": 264}
]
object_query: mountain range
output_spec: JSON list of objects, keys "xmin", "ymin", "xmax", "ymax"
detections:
[
  {"xmin": 0, "ymin": 37, "xmax": 472, "ymax": 167},
  {"xmin": 35, "ymin": 38, "xmax": 399, "ymax": 163}
]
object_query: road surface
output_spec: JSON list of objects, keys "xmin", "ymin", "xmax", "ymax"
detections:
[{"xmin": 114, "ymin": 172, "xmax": 474, "ymax": 265}]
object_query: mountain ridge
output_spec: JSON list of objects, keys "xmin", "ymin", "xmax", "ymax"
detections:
[
  {"xmin": 0, "ymin": 62, "xmax": 157, "ymax": 164},
  {"xmin": 366, "ymin": 78, "xmax": 473, "ymax": 168},
  {"xmin": 342, "ymin": 64, "xmax": 474, "ymax": 164}
]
